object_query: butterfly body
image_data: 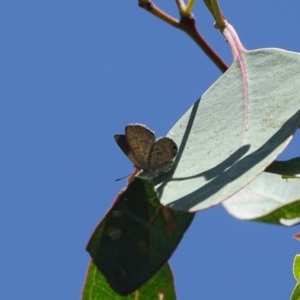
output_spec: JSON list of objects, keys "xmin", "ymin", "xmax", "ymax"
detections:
[{"xmin": 115, "ymin": 124, "xmax": 178, "ymax": 180}]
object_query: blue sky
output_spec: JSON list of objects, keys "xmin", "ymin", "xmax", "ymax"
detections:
[{"xmin": 0, "ymin": 1, "xmax": 300, "ymax": 299}]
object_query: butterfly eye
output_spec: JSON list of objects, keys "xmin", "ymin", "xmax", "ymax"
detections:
[{"xmin": 171, "ymin": 142, "xmax": 178, "ymax": 155}]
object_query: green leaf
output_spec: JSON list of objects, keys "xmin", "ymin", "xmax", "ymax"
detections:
[
  {"xmin": 293, "ymin": 255, "xmax": 300, "ymax": 281},
  {"xmin": 86, "ymin": 177, "xmax": 194, "ymax": 295},
  {"xmin": 254, "ymin": 200, "xmax": 300, "ymax": 226},
  {"xmin": 222, "ymin": 172, "xmax": 300, "ymax": 225},
  {"xmin": 291, "ymin": 284, "xmax": 300, "ymax": 300},
  {"xmin": 81, "ymin": 261, "xmax": 176, "ymax": 300},
  {"xmin": 291, "ymin": 256, "xmax": 300, "ymax": 300},
  {"xmin": 157, "ymin": 49, "xmax": 300, "ymax": 212}
]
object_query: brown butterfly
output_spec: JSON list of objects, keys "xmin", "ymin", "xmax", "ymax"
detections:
[{"xmin": 114, "ymin": 124, "xmax": 178, "ymax": 180}]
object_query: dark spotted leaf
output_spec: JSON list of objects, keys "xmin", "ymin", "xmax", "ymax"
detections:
[
  {"xmin": 86, "ymin": 177, "xmax": 194, "ymax": 295},
  {"xmin": 81, "ymin": 261, "xmax": 176, "ymax": 300}
]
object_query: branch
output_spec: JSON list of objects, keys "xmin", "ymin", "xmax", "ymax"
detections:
[
  {"xmin": 138, "ymin": 1, "xmax": 180, "ymax": 28},
  {"xmin": 138, "ymin": 0, "xmax": 228, "ymax": 73}
]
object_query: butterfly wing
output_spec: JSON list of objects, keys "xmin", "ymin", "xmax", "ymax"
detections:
[
  {"xmin": 114, "ymin": 134, "xmax": 139, "ymax": 167},
  {"xmin": 124, "ymin": 124, "xmax": 155, "ymax": 170},
  {"xmin": 148, "ymin": 137, "xmax": 178, "ymax": 174}
]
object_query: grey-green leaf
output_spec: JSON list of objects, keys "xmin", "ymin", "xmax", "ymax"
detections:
[
  {"xmin": 157, "ymin": 49, "xmax": 300, "ymax": 212},
  {"xmin": 222, "ymin": 172, "xmax": 300, "ymax": 224}
]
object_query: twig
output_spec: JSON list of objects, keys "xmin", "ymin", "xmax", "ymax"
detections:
[
  {"xmin": 138, "ymin": 0, "xmax": 228, "ymax": 73},
  {"xmin": 138, "ymin": 1, "xmax": 179, "ymax": 28},
  {"xmin": 203, "ymin": 0, "xmax": 226, "ymax": 30},
  {"xmin": 180, "ymin": 16, "xmax": 227, "ymax": 72}
]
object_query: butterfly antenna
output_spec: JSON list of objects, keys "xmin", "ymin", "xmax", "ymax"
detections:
[{"xmin": 115, "ymin": 174, "xmax": 131, "ymax": 182}]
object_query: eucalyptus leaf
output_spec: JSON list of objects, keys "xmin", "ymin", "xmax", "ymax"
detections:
[
  {"xmin": 86, "ymin": 177, "xmax": 193, "ymax": 295},
  {"xmin": 157, "ymin": 48, "xmax": 300, "ymax": 212},
  {"xmin": 291, "ymin": 255, "xmax": 300, "ymax": 300},
  {"xmin": 81, "ymin": 261, "xmax": 176, "ymax": 300},
  {"xmin": 222, "ymin": 172, "xmax": 300, "ymax": 224},
  {"xmin": 293, "ymin": 255, "xmax": 300, "ymax": 281},
  {"xmin": 290, "ymin": 284, "xmax": 300, "ymax": 300},
  {"xmin": 266, "ymin": 157, "xmax": 300, "ymax": 178}
]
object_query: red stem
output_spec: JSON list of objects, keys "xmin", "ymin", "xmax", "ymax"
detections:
[
  {"xmin": 138, "ymin": 1, "xmax": 228, "ymax": 73},
  {"xmin": 180, "ymin": 17, "xmax": 228, "ymax": 73}
]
